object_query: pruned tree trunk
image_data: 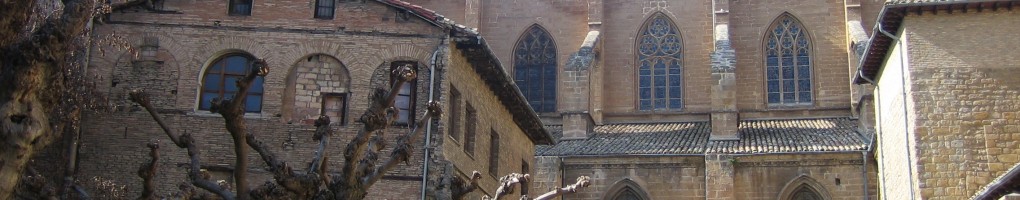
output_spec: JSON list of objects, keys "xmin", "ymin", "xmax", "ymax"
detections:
[{"xmin": 483, "ymin": 173, "xmax": 590, "ymax": 200}]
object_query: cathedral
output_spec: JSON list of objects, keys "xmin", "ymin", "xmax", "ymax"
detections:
[{"xmin": 70, "ymin": 0, "xmax": 1020, "ymax": 199}]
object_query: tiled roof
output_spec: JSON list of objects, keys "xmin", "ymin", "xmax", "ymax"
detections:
[
  {"xmin": 537, "ymin": 118, "xmax": 867, "ymax": 156},
  {"xmin": 537, "ymin": 122, "xmax": 710, "ymax": 156},
  {"xmin": 885, "ymin": 0, "xmax": 1010, "ymax": 5},
  {"xmin": 707, "ymin": 118, "xmax": 868, "ymax": 154},
  {"xmin": 374, "ymin": 0, "xmax": 443, "ymax": 25}
]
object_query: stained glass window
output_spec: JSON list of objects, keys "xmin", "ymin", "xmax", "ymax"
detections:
[
  {"xmin": 765, "ymin": 14, "xmax": 812, "ymax": 106},
  {"xmin": 513, "ymin": 25, "xmax": 557, "ymax": 113},
  {"xmin": 199, "ymin": 54, "xmax": 264, "ymax": 113},
  {"xmin": 637, "ymin": 13, "xmax": 683, "ymax": 110}
]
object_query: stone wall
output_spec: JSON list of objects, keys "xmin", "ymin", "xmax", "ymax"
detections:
[
  {"xmin": 474, "ymin": 0, "xmax": 591, "ymax": 118},
  {"xmin": 729, "ymin": 0, "xmax": 851, "ymax": 114},
  {"xmin": 560, "ymin": 156, "xmax": 706, "ymax": 200},
  {"xmin": 902, "ymin": 9, "xmax": 1020, "ymax": 199},
  {"xmin": 731, "ymin": 153, "xmax": 877, "ymax": 200},
  {"xmin": 600, "ymin": 0, "xmax": 714, "ymax": 117},
  {"xmin": 440, "ymin": 43, "xmax": 541, "ymax": 198}
]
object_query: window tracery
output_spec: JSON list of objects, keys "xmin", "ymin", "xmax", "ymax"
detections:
[{"xmin": 637, "ymin": 13, "xmax": 683, "ymax": 110}]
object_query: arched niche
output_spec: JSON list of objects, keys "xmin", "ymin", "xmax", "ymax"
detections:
[{"xmin": 282, "ymin": 54, "xmax": 350, "ymax": 124}]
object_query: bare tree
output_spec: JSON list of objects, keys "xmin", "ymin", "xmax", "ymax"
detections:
[
  {"xmin": 129, "ymin": 60, "xmax": 589, "ymax": 199},
  {"xmin": 0, "ymin": 0, "xmax": 587, "ymax": 198},
  {"xmin": 0, "ymin": 0, "xmax": 169, "ymax": 198}
]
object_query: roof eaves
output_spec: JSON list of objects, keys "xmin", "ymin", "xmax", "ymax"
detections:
[
  {"xmin": 372, "ymin": 0, "xmax": 447, "ymax": 27},
  {"xmin": 855, "ymin": 0, "xmax": 1019, "ymax": 84},
  {"xmin": 972, "ymin": 161, "xmax": 1020, "ymax": 199},
  {"xmin": 451, "ymin": 32, "xmax": 555, "ymax": 145}
]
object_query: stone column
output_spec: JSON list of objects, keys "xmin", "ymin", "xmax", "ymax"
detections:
[
  {"xmin": 710, "ymin": 0, "xmax": 738, "ymax": 141},
  {"xmin": 705, "ymin": 154, "xmax": 736, "ymax": 200}
]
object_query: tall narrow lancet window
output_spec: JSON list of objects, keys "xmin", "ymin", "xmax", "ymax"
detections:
[
  {"xmin": 765, "ymin": 14, "xmax": 812, "ymax": 106},
  {"xmin": 637, "ymin": 13, "xmax": 683, "ymax": 110},
  {"xmin": 199, "ymin": 54, "xmax": 264, "ymax": 113},
  {"xmin": 513, "ymin": 25, "xmax": 557, "ymax": 113}
]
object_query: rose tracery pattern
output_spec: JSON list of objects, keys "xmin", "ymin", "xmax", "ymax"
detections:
[{"xmin": 637, "ymin": 13, "xmax": 683, "ymax": 110}]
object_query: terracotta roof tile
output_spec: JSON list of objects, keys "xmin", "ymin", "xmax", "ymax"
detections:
[
  {"xmin": 537, "ymin": 122, "xmax": 710, "ymax": 156},
  {"xmin": 708, "ymin": 118, "xmax": 867, "ymax": 154},
  {"xmin": 537, "ymin": 118, "xmax": 867, "ymax": 156}
]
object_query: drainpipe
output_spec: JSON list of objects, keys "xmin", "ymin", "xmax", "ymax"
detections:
[
  {"xmin": 877, "ymin": 22, "xmax": 917, "ymax": 200},
  {"xmin": 862, "ymin": 136, "xmax": 874, "ymax": 200},
  {"xmin": 420, "ymin": 36, "xmax": 445, "ymax": 200}
]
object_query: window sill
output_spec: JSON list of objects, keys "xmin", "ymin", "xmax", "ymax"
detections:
[
  {"xmin": 463, "ymin": 150, "xmax": 475, "ymax": 160},
  {"xmin": 765, "ymin": 103, "xmax": 814, "ymax": 110},
  {"xmin": 634, "ymin": 108, "xmax": 686, "ymax": 113},
  {"xmin": 188, "ymin": 111, "xmax": 267, "ymax": 119}
]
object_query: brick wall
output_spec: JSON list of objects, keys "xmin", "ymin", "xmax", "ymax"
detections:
[
  {"xmin": 901, "ymin": 9, "xmax": 1020, "ymax": 199},
  {"xmin": 78, "ymin": 1, "xmax": 449, "ymax": 198}
]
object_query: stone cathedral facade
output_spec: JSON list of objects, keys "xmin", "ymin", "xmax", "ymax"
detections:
[
  {"xmin": 66, "ymin": 0, "xmax": 1020, "ymax": 199},
  {"xmin": 402, "ymin": 0, "xmax": 884, "ymax": 199}
]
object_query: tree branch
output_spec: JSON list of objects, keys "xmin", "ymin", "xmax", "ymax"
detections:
[
  {"xmin": 208, "ymin": 58, "xmax": 268, "ymax": 200},
  {"xmin": 334, "ymin": 64, "xmax": 417, "ymax": 197},
  {"xmin": 486, "ymin": 173, "xmax": 530, "ymax": 200},
  {"xmin": 364, "ymin": 102, "xmax": 441, "ymax": 186},
  {"xmin": 128, "ymin": 90, "xmax": 236, "ymax": 200},
  {"xmin": 137, "ymin": 142, "xmax": 159, "ymax": 200},
  {"xmin": 308, "ymin": 115, "xmax": 332, "ymax": 176},
  {"xmin": 532, "ymin": 176, "xmax": 591, "ymax": 200},
  {"xmin": 452, "ymin": 171, "xmax": 482, "ymax": 199}
]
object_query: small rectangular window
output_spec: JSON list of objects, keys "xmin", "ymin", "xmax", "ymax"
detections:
[
  {"xmin": 449, "ymin": 87, "xmax": 462, "ymax": 141},
  {"xmin": 314, "ymin": 0, "xmax": 335, "ymax": 19},
  {"xmin": 321, "ymin": 93, "xmax": 347, "ymax": 125},
  {"xmin": 464, "ymin": 104, "xmax": 476, "ymax": 155},
  {"xmin": 229, "ymin": 0, "xmax": 253, "ymax": 16},
  {"xmin": 488, "ymin": 130, "xmax": 499, "ymax": 176}
]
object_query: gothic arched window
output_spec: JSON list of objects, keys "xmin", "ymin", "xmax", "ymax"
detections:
[
  {"xmin": 199, "ymin": 53, "xmax": 264, "ymax": 113},
  {"xmin": 765, "ymin": 13, "xmax": 812, "ymax": 106},
  {"xmin": 612, "ymin": 187, "xmax": 644, "ymax": 200},
  {"xmin": 790, "ymin": 184, "xmax": 823, "ymax": 200},
  {"xmin": 637, "ymin": 13, "xmax": 683, "ymax": 110},
  {"xmin": 513, "ymin": 25, "xmax": 557, "ymax": 113}
]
